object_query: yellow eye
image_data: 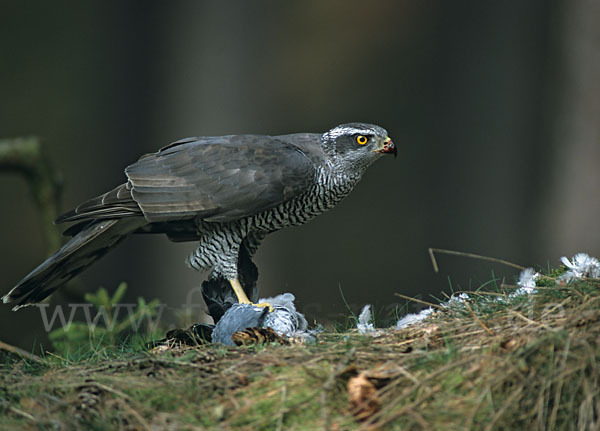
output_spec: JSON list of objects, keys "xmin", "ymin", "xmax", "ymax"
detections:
[{"xmin": 356, "ymin": 135, "xmax": 368, "ymax": 145}]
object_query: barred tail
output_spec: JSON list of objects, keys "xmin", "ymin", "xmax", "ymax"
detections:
[{"xmin": 3, "ymin": 218, "xmax": 146, "ymax": 311}]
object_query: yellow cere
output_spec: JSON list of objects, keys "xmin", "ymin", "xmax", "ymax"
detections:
[{"xmin": 356, "ymin": 135, "xmax": 368, "ymax": 145}]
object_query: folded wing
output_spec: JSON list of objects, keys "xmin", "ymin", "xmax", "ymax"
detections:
[{"xmin": 57, "ymin": 135, "xmax": 318, "ymax": 226}]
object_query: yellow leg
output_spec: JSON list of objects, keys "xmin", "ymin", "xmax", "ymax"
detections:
[
  {"xmin": 228, "ymin": 278, "xmax": 273, "ymax": 311},
  {"xmin": 229, "ymin": 278, "xmax": 251, "ymax": 303}
]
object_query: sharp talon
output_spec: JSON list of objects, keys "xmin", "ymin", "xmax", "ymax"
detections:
[{"xmin": 250, "ymin": 302, "xmax": 273, "ymax": 312}]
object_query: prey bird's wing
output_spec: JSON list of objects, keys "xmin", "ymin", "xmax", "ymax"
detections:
[{"xmin": 60, "ymin": 135, "xmax": 320, "ymax": 225}]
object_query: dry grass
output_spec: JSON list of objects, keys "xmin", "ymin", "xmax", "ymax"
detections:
[{"xmin": 1, "ymin": 276, "xmax": 599, "ymax": 430}]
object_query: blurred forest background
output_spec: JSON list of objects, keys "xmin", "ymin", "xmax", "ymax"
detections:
[{"xmin": 1, "ymin": 1, "xmax": 599, "ymax": 351}]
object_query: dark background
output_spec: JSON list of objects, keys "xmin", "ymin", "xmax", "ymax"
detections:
[{"xmin": 2, "ymin": 1, "xmax": 599, "ymax": 350}]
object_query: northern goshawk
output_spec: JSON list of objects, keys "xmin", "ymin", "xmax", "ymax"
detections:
[{"xmin": 3, "ymin": 123, "xmax": 396, "ymax": 311}]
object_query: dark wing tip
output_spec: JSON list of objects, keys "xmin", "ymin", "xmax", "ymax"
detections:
[
  {"xmin": 55, "ymin": 210, "xmax": 76, "ymax": 224},
  {"xmin": 2, "ymin": 282, "xmax": 47, "ymax": 311}
]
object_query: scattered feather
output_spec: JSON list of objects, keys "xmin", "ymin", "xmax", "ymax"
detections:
[
  {"xmin": 357, "ymin": 305, "xmax": 377, "ymax": 334},
  {"xmin": 517, "ymin": 267, "xmax": 540, "ymax": 289},
  {"xmin": 512, "ymin": 267, "xmax": 540, "ymax": 296},
  {"xmin": 442, "ymin": 293, "xmax": 470, "ymax": 309},
  {"xmin": 559, "ymin": 253, "xmax": 600, "ymax": 282},
  {"xmin": 395, "ymin": 307, "xmax": 434, "ymax": 329}
]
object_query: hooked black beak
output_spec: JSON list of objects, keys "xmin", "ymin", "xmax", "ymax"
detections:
[{"xmin": 378, "ymin": 137, "xmax": 397, "ymax": 158}]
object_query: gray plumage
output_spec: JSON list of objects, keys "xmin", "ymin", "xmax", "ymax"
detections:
[
  {"xmin": 211, "ymin": 304, "xmax": 270, "ymax": 345},
  {"xmin": 260, "ymin": 293, "xmax": 309, "ymax": 339},
  {"xmin": 3, "ymin": 123, "xmax": 396, "ymax": 310},
  {"xmin": 211, "ymin": 293, "xmax": 313, "ymax": 345}
]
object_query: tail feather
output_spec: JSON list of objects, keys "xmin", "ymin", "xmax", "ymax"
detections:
[{"xmin": 3, "ymin": 218, "xmax": 146, "ymax": 310}]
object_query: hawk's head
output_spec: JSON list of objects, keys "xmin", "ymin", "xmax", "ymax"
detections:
[{"xmin": 322, "ymin": 123, "xmax": 396, "ymax": 170}]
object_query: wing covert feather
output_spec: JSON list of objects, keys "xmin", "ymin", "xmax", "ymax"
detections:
[{"xmin": 125, "ymin": 135, "xmax": 318, "ymax": 222}]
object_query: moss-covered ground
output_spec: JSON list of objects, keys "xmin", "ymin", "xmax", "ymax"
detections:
[{"xmin": 2, "ymin": 273, "xmax": 599, "ymax": 430}]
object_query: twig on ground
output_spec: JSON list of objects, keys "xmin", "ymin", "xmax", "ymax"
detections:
[
  {"xmin": 428, "ymin": 248, "xmax": 526, "ymax": 273},
  {"xmin": 0, "ymin": 340, "xmax": 42, "ymax": 362},
  {"xmin": 508, "ymin": 310, "xmax": 555, "ymax": 332},
  {"xmin": 9, "ymin": 406, "xmax": 36, "ymax": 421},
  {"xmin": 394, "ymin": 293, "xmax": 444, "ymax": 310},
  {"xmin": 464, "ymin": 302, "xmax": 495, "ymax": 336}
]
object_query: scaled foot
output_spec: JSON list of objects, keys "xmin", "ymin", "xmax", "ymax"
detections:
[{"xmin": 229, "ymin": 278, "xmax": 273, "ymax": 311}]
